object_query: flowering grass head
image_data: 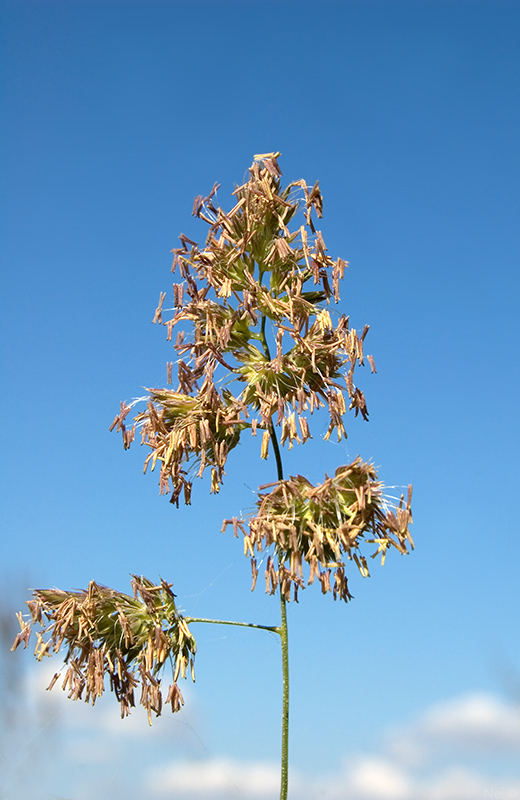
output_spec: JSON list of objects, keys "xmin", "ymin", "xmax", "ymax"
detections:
[
  {"xmin": 110, "ymin": 152, "xmax": 375, "ymax": 503},
  {"xmin": 12, "ymin": 576, "xmax": 196, "ymax": 724},
  {"xmin": 223, "ymin": 457, "xmax": 413, "ymax": 602}
]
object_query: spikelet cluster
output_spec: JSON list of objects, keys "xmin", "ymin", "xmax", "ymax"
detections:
[
  {"xmin": 12, "ymin": 577, "xmax": 196, "ymax": 723},
  {"xmin": 223, "ymin": 458, "xmax": 413, "ymax": 602}
]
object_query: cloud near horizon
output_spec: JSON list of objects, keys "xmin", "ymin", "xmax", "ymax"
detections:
[
  {"xmin": 146, "ymin": 693, "xmax": 520, "ymax": 800},
  {"xmin": 5, "ymin": 666, "xmax": 520, "ymax": 800}
]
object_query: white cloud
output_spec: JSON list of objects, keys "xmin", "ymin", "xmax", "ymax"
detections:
[
  {"xmin": 146, "ymin": 755, "xmax": 520, "ymax": 800},
  {"xmin": 146, "ymin": 693, "xmax": 520, "ymax": 800},
  {"xmin": 418, "ymin": 766, "xmax": 501, "ymax": 800},
  {"xmin": 420, "ymin": 693, "xmax": 520, "ymax": 752},
  {"xmin": 346, "ymin": 757, "xmax": 413, "ymax": 799},
  {"xmin": 149, "ymin": 757, "xmax": 283, "ymax": 797},
  {"xmin": 386, "ymin": 692, "xmax": 520, "ymax": 767}
]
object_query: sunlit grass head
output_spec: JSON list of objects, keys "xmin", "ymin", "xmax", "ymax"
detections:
[{"xmin": 12, "ymin": 577, "xmax": 196, "ymax": 724}]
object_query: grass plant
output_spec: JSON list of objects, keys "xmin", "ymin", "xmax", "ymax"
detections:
[{"xmin": 13, "ymin": 153, "xmax": 413, "ymax": 800}]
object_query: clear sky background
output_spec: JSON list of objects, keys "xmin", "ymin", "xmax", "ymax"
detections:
[{"xmin": 1, "ymin": 1, "xmax": 519, "ymax": 799}]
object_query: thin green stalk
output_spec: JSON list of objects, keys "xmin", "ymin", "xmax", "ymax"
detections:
[
  {"xmin": 255, "ymin": 308, "xmax": 291, "ymax": 799},
  {"xmin": 185, "ymin": 617, "xmax": 280, "ymax": 634},
  {"xmin": 269, "ymin": 419, "xmax": 284, "ymax": 488},
  {"xmin": 279, "ymin": 591, "xmax": 289, "ymax": 800},
  {"xmin": 257, "ymin": 313, "xmax": 285, "ymax": 489},
  {"xmin": 259, "ymin": 315, "xmax": 289, "ymax": 800}
]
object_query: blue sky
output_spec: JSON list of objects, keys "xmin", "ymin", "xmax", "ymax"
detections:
[{"xmin": 1, "ymin": 1, "xmax": 519, "ymax": 798}]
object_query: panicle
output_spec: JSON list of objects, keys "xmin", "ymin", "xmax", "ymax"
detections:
[
  {"xmin": 11, "ymin": 576, "xmax": 196, "ymax": 723},
  {"xmin": 111, "ymin": 154, "xmax": 376, "ymax": 504},
  {"xmin": 223, "ymin": 457, "xmax": 413, "ymax": 603}
]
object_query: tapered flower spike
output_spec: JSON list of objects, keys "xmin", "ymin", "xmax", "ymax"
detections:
[{"xmin": 12, "ymin": 577, "xmax": 196, "ymax": 723}]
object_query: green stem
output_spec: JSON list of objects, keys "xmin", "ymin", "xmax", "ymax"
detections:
[
  {"xmin": 274, "ymin": 431, "xmax": 289, "ymax": 800},
  {"xmin": 269, "ymin": 419, "xmax": 284, "ymax": 488},
  {"xmin": 258, "ymin": 314, "xmax": 285, "ymax": 487},
  {"xmin": 279, "ymin": 591, "xmax": 289, "ymax": 800},
  {"xmin": 254, "ymin": 307, "xmax": 291, "ymax": 800},
  {"xmin": 185, "ymin": 617, "xmax": 279, "ymax": 634},
  {"xmin": 260, "ymin": 313, "xmax": 269, "ymax": 357}
]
